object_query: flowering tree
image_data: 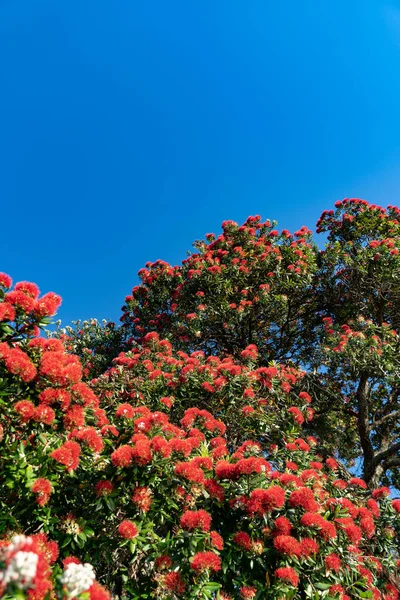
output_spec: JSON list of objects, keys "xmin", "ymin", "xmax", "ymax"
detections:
[
  {"xmin": 120, "ymin": 216, "xmax": 317, "ymax": 363},
  {"xmin": 53, "ymin": 319, "xmax": 126, "ymax": 380},
  {"xmin": 119, "ymin": 201, "xmax": 400, "ymax": 489},
  {"xmin": 0, "ymin": 272, "xmax": 399, "ymax": 599}
]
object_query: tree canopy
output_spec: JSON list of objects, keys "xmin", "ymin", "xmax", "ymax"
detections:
[{"xmin": 1, "ymin": 199, "xmax": 400, "ymax": 600}]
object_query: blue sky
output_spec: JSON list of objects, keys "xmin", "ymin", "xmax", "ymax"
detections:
[{"xmin": 2, "ymin": 0, "xmax": 400, "ymax": 325}]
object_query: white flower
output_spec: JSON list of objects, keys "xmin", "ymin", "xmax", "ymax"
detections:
[
  {"xmin": 1, "ymin": 551, "xmax": 39, "ymax": 589},
  {"xmin": 60, "ymin": 562, "xmax": 96, "ymax": 598}
]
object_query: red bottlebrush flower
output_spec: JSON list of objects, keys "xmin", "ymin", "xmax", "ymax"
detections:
[
  {"xmin": 72, "ymin": 427, "xmax": 104, "ymax": 453},
  {"xmin": 132, "ymin": 486, "xmax": 152, "ymax": 512},
  {"xmin": 2, "ymin": 347, "xmax": 37, "ymax": 382},
  {"xmin": 180, "ymin": 509, "xmax": 212, "ymax": 532},
  {"xmin": 299, "ymin": 391, "xmax": 312, "ymax": 403},
  {"xmin": 31, "ymin": 478, "xmax": 53, "ymax": 506},
  {"xmin": 286, "ymin": 461, "xmax": 298, "ymax": 470},
  {"xmin": 160, "ymin": 396, "xmax": 174, "ymax": 408},
  {"xmin": 273, "ymin": 516, "xmax": 292, "ymax": 536},
  {"xmin": 201, "ymin": 381, "xmax": 215, "ymax": 393},
  {"xmin": 299, "ymin": 537, "xmax": 319, "ymax": 557},
  {"xmin": 243, "ymin": 387, "xmax": 255, "ymax": 399},
  {"xmin": 242, "ymin": 405, "xmax": 255, "ymax": 415},
  {"xmin": 372, "ymin": 486, "xmax": 390, "ymax": 499},
  {"xmin": 332, "ymin": 479, "xmax": 347, "ymax": 490},
  {"xmin": 349, "ymin": 477, "xmax": 367, "ymax": 489},
  {"xmin": 40, "ymin": 351, "xmax": 82, "ymax": 386},
  {"xmin": 132, "ymin": 438, "xmax": 152, "ymax": 465},
  {"xmin": 273, "ymin": 534, "xmax": 301, "ymax": 557},
  {"xmin": 247, "ymin": 486, "xmax": 286, "ymax": 515},
  {"xmin": 64, "ymin": 405, "xmax": 85, "ymax": 428},
  {"xmin": 50, "ymin": 440, "xmax": 81, "ymax": 471},
  {"xmin": 118, "ymin": 520, "xmax": 138, "ymax": 539},
  {"xmin": 289, "ymin": 488, "xmax": 319, "ymax": 512},
  {"xmin": 0, "ymin": 302, "xmax": 15, "ymax": 322},
  {"xmin": 95, "ymin": 481, "xmax": 114, "ymax": 496},
  {"xmin": 190, "ymin": 551, "xmax": 221, "ymax": 572},
  {"xmin": 111, "ymin": 445, "xmax": 134, "ymax": 467},
  {"xmin": 62, "ymin": 556, "xmax": 81, "ymax": 567},
  {"xmin": 392, "ymin": 499, "xmax": 400, "ymax": 513},
  {"xmin": 34, "ymin": 292, "xmax": 62, "ymax": 317},
  {"xmin": 210, "ymin": 530, "xmax": 224, "ymax": 550},
  {"xmin": 14, "ymin": 399, "xmax": 36, "ymax": 421},
  {"xmin": 215, "ymin": 460, "xmax": 238, "ymax": 480},
  {"xmin": 335, "ymin": 519, "xmax": 362, "ymax": 544},
  {"xmin": 14, "ymin": 281, "xmax": 40, "ymax": 299},
  {"xmin": 155, "ymin": 555, "xmax": 173, "ymax": 570},
  {"xmin": 164, "ymin": 571, "xmax": 185, "ymax": 595},
  {"xmin": 5, "ymin": 290, "xmax": 36, "ymax": 312},
  {"xmin": 233, "ymin": 531, "xmax": 252, "ymax": 551},
  {"xmin": 240, "ymin": 586, "xmax": 257, "ymax": 599},
  {"xmin": 39, "ymin": 388, "xmax": 71, "ymax": 410},
  {"xmin": 0, "ymin": 272, "xmax": 12, "ymax": 288},
  {"xmin": 34, "ymin": 404, "xmax": 55, "ymax": 425},
  {"xmin": 300, "ymin": 512, "xmax": 337, "ymax": 540},
  {"xmin": 274, "ymin": 566, "xmax": 299, "ymax": 587},
  {"xmin": 288, "ymin": 406, "xmax": 304, "ymax": 424},
  {"xmin": 115, "ymin": 403, "xmax": 135, "ymax": 418},
  {"xmin": 88, "ymin": 581, "xmax": 112, "ymax": 600},
  {"xmin": 205, "ymin": 478, "xmax": 225, "ymax": 501},
  {"xmin": 325, "ymin": 553, "xmax": 342, "ymax": 572},
  {"xmin": 325, "ymin": 457, "xmax": 339, "ymax": 470},
  {"xmin": 240, "ymin": 344, "xmax": 258, "ymax": 360},
  {"xmin": 359, "ymin": 516, "xmax": 375, "ymax": 538}
]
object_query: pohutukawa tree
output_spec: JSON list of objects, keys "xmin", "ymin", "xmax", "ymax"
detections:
[
  {"xmin": 120, "ymin": 200, "xmax": 400, "ymax": 489},
  {"xmin": 0, "ymin": 274, "xmax": 399, "ymax": 600},
  {"xmin": 2, "ymin": 197, "xmax": 400, "ymax": 599}
]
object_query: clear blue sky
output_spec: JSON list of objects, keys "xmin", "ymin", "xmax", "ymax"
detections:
[{"xmin": 2, "ymin": 0, "xmax": 400, "ymax": 325}]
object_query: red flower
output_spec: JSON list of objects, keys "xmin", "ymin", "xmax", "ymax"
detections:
[
  {"xmin": 88, "ymin": 581, "xmax": 112, "ymax": 600},
  {"xmin": 180, "ymin": 509, "xmax": 212, "ymax": 532},
  {"xmin": 392, "ymin": 499, "xmax": 400, "ymax": 513},
  {"xmin": 289, "ymin": 488, "xmax": 319, "ymax": 512},
  {"xmin": 300, "ymin": 512, "xmax": 337, "ymax": 540},
  {"xmin": 273, "ymin": 516, "xmax": 292, "ymax": 536},
  {"xmin": 31, "ymin": 478, "xmax": 53, "ymax": 506},
  {"xmin": 132, "ymin": 486, "xmax": 152, "ymax": 512},
  {"xmin": 14, "ymin": 399, "xmax": 36, "ymax": 421},
  {"xmin": 233, "ymin": 531, "xmax": 252, "ymax": 551},
  {"xmin": 273, "ymin": 535, "xmax": 301, "ymax": 557},
  {"xmin": 34, "ymin": 292, "xmax": 62, "ymax": 317},
  {"xmin": 299, "ymin": 537, "xmax": 319, "ymax": 557},
  {"xmin": 164, "ymin": 571, "xmax": 185, "ymax": 595},
  {"xmin": 14, "ymin": 281, "xmax": 40, "ymax": 299},
  {"xmin": 0, "ymin": 273, "xmax": 12, "ymax": 288},
  {"xmin": 247, "ymin": 486, "xmax": 286, "ymax": 515},
  {"xmin": 50, "ymin": 440, "xmax": 81, "ymax": 471},
  {"xmin": 190, "ymin": 551, "xmax": 221, "ymax": 572},
  {"xmin": 210, "ymin": 531, "xmax": 224, "ymax": 550},
  {"xmin": 118, "ymin": 520, "xmax": 138, "ymax": 539},
  {"xmin": 111, "ymin": 445, "xmax": 134, "ymax": 467},
  {"xmin": 1, "ymin": 346, "xmax": 37, "ymax": 382},
  {"xmin": 325, "ymin": 553, "xmax": 342, "ymax": 572},
  {"xmin": 288, "ymin": 407, "xmax": 304, "ymax": 424},
  {"xmin": 240, "ymin": 586, "xmax": 257, "ymax": 599},
  {"xmin": 155, "ymin": 555, "xmax": 173, "ymax": 570},
  {"xmin": 95, "ymin": 481, "xmax": 114, "ymax": 496},
  {"xmin": 274, "ymin": 566, "xmax": 299, "ymax": 587},
  {"xmin": 0, "ymin": 303, "xmax": 15, "ymax": 322},
  {"xmin": 349, "ymin": 477, "xmax": 367, "ymax": 489},
  {"xmin": 372, "ymin": 487, "xmax": 390, "ymax": 499}
]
